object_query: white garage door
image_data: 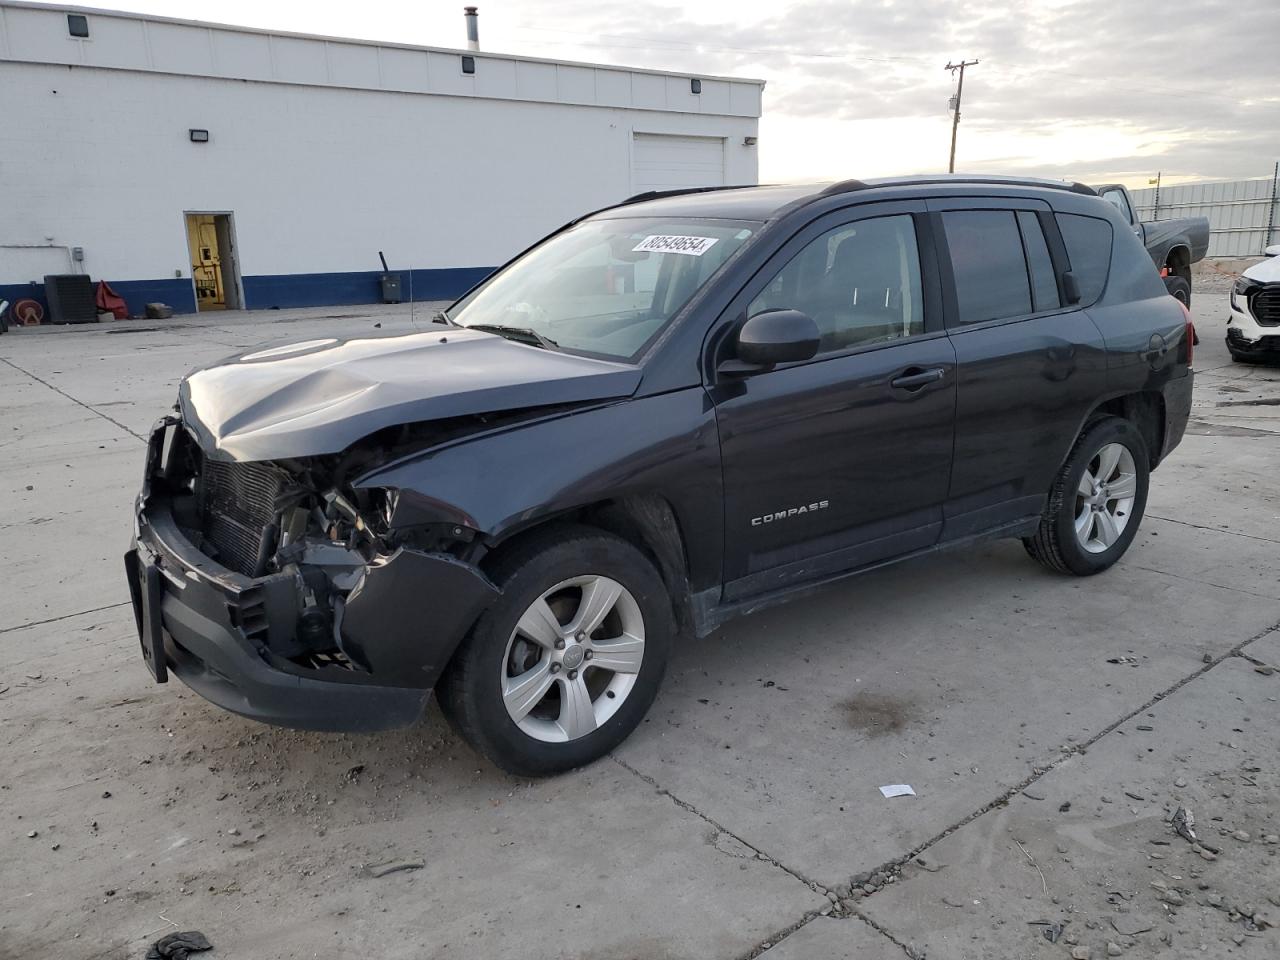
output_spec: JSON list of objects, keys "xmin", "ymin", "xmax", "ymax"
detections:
[{"xmin": 632, "ymin": 133, "xmax": 726, "ymax": 194}]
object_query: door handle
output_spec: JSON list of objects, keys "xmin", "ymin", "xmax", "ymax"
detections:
[{"xmin": 890, "ymin": 367, "xmax": 945, "ymax": 391}]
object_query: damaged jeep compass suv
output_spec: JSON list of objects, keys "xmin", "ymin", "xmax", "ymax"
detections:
[{"xmin": 127, "ymin": 176, "xmax": 1193, "ymax": 775}]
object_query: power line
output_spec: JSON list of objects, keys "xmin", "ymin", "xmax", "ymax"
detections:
[
  {"xmin": 945, "ymin": 59, "xmax": 979, "ymax": 173},
  {"xmin": 511, "ymin": 23, "xmax": 929, "ymax": 63}
]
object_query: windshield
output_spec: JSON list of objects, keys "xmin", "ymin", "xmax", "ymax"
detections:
[{"xmin": 449, "ymin": 217, "xmax": 759, "ymax": 361}]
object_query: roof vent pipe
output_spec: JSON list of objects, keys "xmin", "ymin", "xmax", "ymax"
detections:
[{"xmin": 464, "ymin": 6, "xmax": 479, "ymax": 51}]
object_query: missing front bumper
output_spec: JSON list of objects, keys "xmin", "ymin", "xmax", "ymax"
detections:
[{"xmin": 126, "ymin": 493, "xmax": 498, "ymax": 732}]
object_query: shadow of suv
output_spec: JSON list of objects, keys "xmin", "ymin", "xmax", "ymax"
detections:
[{"xmin": 127, "ymin": 176, "xmax": 1194, "ymax": 774}]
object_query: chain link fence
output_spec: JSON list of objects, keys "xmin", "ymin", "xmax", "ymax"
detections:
[{"xmin": 1128, "ymin": 166, "xmax": 1279, "ymax": 258}]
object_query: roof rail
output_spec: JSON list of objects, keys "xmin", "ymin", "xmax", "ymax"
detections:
[
  {"xmin": 817, "ymin": 179, "xmax": 869, "ymax": 196},
  {"xmin": 619, "ymin": 184, "xmax": 754, "ymax": 206},
  {"xmin": 866, "ymin": 175, "xmax": 1099, "ymax": 196}
]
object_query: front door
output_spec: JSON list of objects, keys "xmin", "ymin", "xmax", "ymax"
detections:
[{"xmin": 708, "ymin": 202, "xmax": 957, "ymax": 601}]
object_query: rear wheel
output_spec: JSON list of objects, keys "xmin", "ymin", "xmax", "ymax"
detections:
[
  {"xmin": 438, "ymin": 526, "xmax": 673, "ymax": 776},
  {"xmin": 1164, "ymin": 275, "xmax": 1191, "ymax": 307},
  {"xmin": 1023, "ymin": 416, "xmax": 1150, "ymax": 576}
]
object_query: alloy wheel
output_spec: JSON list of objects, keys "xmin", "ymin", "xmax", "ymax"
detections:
[
  {"xmin": 1074, "ymin": 441, "xmax": 1138, "ymax": 554},
  {"xmin": 501, "ymin": 575, "xmax": 645, "ymax": 743}
]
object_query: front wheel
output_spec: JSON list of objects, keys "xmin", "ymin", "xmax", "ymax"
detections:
[
  {"xmin": 438, "ymin": 526, "xmax": 673, "ymax": 776},
  {"xmin": 1023, "ymin": 416, "xmax": 1150, "ymax": 576}
]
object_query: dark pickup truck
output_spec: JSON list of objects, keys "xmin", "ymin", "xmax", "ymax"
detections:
[
  {"xmin": 1094, "ymin": 183, "xmax": 1209, "ymax": 305},
  {"xmin": 127, "ymin": 175, "xmax": 1194, "ymax": 775}
]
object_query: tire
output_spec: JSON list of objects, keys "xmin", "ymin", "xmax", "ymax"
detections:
[
  {"xmin": 1164, "ymin": 275, "xmax": 1191, "ymax": 308},
  {"xmin": 1022, "ymin": 416, "xmax": 1150, "ymax": 576},
  {"xmin": 438, "ymin": 525, "xmax": 673, "ymax": 776}
]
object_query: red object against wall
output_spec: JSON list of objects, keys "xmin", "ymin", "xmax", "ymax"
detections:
[{"xmin": 96, "ymin": 280, "xmax": 129, "ymax": 320}]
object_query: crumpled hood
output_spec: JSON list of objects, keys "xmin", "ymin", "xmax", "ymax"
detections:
[
  {"xmin": 180, "ymin": 328, "xmax": 641, "ymax": 461},
  {"xmin": 1243, "ymin": 254, "xmax": 1280, "ymax": 284}
]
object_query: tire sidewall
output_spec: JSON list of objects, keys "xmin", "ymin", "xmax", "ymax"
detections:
[
  {"xmin": 1165, "ymin": 276, "xmax": 1191, "ymax": 306},
  {"xmin": 458, "ymin": 533, "xmax": 672, "ymax": 775},
  {"xmin": 1052, "ymin": 419, "xmax": 1150, "ymax": 575}
]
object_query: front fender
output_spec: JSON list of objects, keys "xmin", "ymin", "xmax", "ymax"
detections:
[{"xmin": 354, "ymin": 388, "xmax": 724, "ymax": 591}]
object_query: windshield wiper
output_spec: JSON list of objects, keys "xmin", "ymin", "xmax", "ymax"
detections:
[{"xmin": 466, "ymin": 323, "xmax": 558, "ymax": 350}]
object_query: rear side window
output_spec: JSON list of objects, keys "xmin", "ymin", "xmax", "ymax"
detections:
[
  {"xmin": 942, "ymin": 210, "xmax": 1032, "ymax": 324},
  {"xmin": 1016, "ymin": 211, "xmax": 1061, "ymax": 312},
  {"xmin": 1055, "ymin": 214, "xmax": 1113, "ymax": 305}
]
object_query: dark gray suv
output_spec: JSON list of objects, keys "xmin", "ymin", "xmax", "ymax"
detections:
[{"xmin": 127, "ymin": 176, "xmax": 1194, "ymax": 774}]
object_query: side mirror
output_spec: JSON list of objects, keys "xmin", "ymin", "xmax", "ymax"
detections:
[
  {"xmin": 733, "ymin": 309, "xmax": 820, "ymax": 368},
  {"xmin": 1265, "ymin": 244, "xmax": 1280, "ymax": 258}
]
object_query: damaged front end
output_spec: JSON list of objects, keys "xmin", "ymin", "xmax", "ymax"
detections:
[{"xmin": 126, "ymin": 416, "xmax": 498, "ymax": 731}]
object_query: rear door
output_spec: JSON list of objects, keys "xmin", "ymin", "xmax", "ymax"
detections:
[
  {"xmin": 930, "ymin": 198, "xmax": 1109, "ymax": 539},
  {"xmin": 707, "ymin": 201, "xmax": 957, "ymax": 600}
]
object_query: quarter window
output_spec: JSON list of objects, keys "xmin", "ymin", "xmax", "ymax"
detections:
[
  {"xmin": 1056, "ymin": 213, "xmax": 1113, "ymax": 306},
  {"xmin": 748, "ymin": 214, "xmax": 924, "ymax": 354},
  {"xmin": 942, "ymin": 210, "xmax": 1033, "ymax": 324}
]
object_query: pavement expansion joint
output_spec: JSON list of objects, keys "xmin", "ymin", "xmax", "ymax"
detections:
[
  {"xmin": 0, "ymin": 356, "xmax": 147, "ymax": 442},
  {"xmin": 0, "ymin": 601, "xmax": 132, "ymax": 635},
  {"xmin": 825, "ymin": 619, "xmax": 1280, "ymax": 908},
  {"xmin": 610, "ymin": 754, "xmax": 829, "ymax": 895}
]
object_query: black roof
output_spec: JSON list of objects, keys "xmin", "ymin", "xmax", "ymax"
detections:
[{"xmin": 594, "ymin": 175, "xmax": 1097, "ymax": 222}]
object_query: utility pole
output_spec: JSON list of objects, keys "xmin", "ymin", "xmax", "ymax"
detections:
[
  {"xmin": 945, "ymin": 59, "xmax": 979, "ymax": 173},
  {"xmin": 1149, "ymin": 172, "xmax": 1162, "ymax": 220}
]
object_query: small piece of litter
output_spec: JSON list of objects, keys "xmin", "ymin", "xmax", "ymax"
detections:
[
  {"xmin": 879, "ymin": 784, "xmax": 916, "ymax": 798},
  {"xmin": 1106, "ymin": 656, "xmax": 1137, "ymax": 665},
  {"xmin": 145, "ymin": 930, "xmax": 212, "ymax": 960},
  {"xmin": 361, "ymin": 860, "xmax": 426, "ymax": 878}
]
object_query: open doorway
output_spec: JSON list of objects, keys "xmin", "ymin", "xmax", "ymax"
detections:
[{"xmin": 184, "ymin": 212, "xmax": 242, "ymax": 311}]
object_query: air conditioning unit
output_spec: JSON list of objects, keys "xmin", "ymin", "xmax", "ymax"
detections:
[{"xmin": 43, "ymin": 274, "xmax": 97, "ymax": 324}]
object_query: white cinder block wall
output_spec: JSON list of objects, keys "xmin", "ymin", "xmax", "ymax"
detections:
[{"xmin": 0, "ymin": 2, "xmax": 762, "ymax": 313}]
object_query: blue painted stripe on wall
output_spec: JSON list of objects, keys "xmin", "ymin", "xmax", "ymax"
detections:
[
  {"xmin": 1, "ymin": 267, "xmax": 492, "ymax": 318},
  {"xmin": 0, "ymin": 279, "xmax": 195, "ymax": 319},
  {"xmin": 243, "ymin": 267, "xmax": 494, "ymax": 310},
  {"xmin": 110, "ymin": 279, "xmax": 197, "ymax": 315},
  {"xmin": 0, "ymin": 282, "xmax": 48, "ymax": 317}
]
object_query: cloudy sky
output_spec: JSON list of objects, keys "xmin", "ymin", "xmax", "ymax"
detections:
[{"xmin": 105, "ymin": 0, "xmax": 1279, "ymax": 188}]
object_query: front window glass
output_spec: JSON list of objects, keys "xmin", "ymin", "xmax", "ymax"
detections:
[
  {"xmin": 748, "ymin": 214, "xmax": 924, "ymax": 354},
  {"xmin": 449, "ymin": 218, "xmax": 758, "ymax": 360}
]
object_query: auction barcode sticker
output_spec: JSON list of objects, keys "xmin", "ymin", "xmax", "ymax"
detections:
[{"xmin": 632, "ymin": 235, "xmax": 720, "ymax": 256}]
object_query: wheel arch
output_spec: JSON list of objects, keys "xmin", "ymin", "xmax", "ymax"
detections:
[
  {"xmin": 1164, "ymin": 244, "xmax": 1193, "ymax": 282},
  {"xmin": 1084, "ymin": 391, "xmax": 1166, "ymax": 470},
  {"xmin": 481, "ymin": 494, "xmax": 696, "ymax": 637}
]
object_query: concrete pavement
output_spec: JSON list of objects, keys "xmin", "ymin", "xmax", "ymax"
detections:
[{"xmin": 0, "ymin": 295, "xmax": 1276, "ymax": 959}]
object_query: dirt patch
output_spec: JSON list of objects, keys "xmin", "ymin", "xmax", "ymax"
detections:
[
  {"xmin": 840, "ymin": 693, "xmax": 915, "ymax": 737},
  {"xmin": 1185, "ymin": 419, "xmax": 1278, "ymax": 438}
]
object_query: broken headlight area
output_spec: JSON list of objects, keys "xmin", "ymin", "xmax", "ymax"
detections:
[{"xmin": 148, "ymin": 423, "xmax": 479, "ymax": 675}]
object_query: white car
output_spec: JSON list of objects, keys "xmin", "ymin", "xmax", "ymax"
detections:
[{"xmin": 1228, "ymin": 244, "xmax": 1280, "ymax": 362}]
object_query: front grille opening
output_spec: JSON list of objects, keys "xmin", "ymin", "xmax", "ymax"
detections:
[
  {"xmin": 1252, "ymin": 285, "xmax": 1280, "ymax": 327},
  {"xmin": 199, "ymin": 460, "xmax": 290, "ymax": 576}
]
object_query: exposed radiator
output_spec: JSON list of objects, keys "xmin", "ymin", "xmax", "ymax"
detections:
[{"xmin": 199, "ymin": 459, "xmax": 287, "ymax": 576}]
